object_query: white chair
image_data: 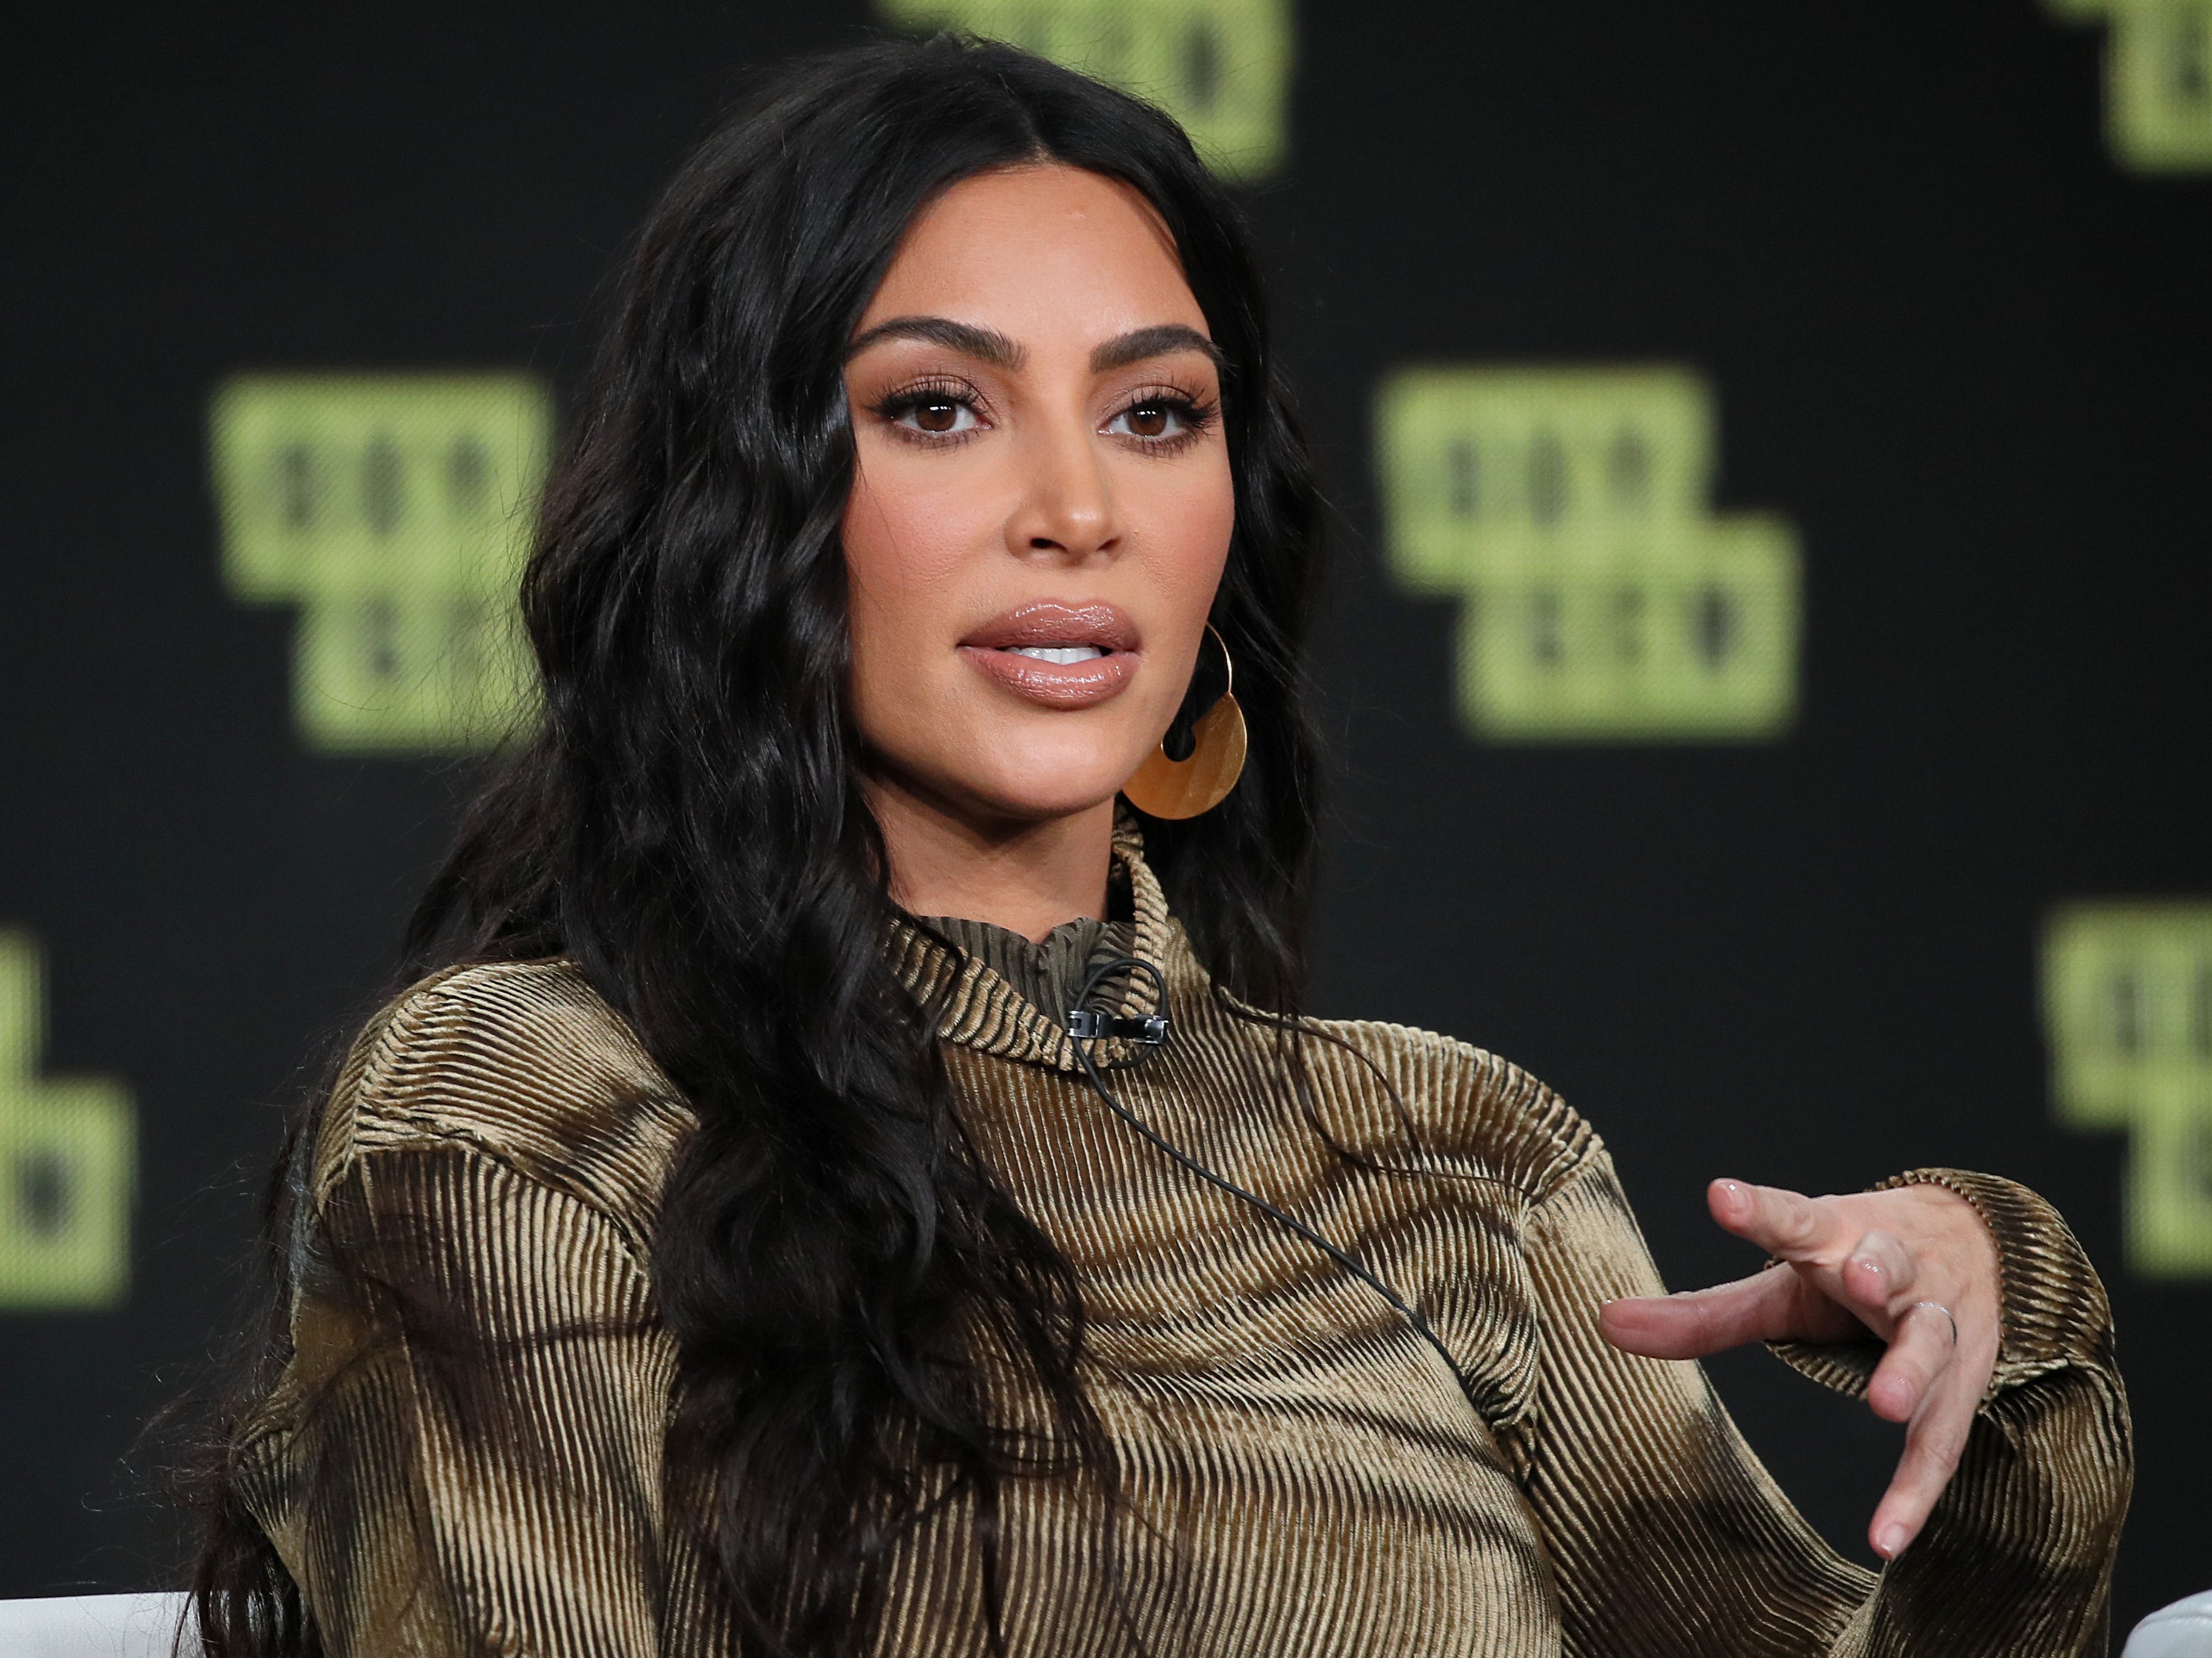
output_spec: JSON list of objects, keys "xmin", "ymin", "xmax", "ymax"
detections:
[
  {"xmin": 2129, "ymin": 1591, "xmax": 2212, "ymax": 1658},
  {"xmin": 1, "ymin": 1584, "xmax": 2204, "ymax": 1654},
  {"xmin": 0, "ymin": 1594, "xmax": 192, "ymax": 1658}
]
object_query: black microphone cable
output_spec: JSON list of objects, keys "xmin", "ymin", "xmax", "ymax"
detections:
[{"xmin": 1066, "ymin": 955, "xmax": 1471, "ymax": 1395}]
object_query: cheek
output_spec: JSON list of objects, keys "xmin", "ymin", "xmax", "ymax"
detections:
[
  {"xmin": 844, "ymin": 447, "xmax": 955, "ymax": 610},
  {"xmin": 1191, "ymin": 454, "xmax": 1237, "ymax": 587},
  {"xmin": 840, "ymin": 445, "xmax": 980, "ymax": 704},
  {"xmin": 1140, "ymin": 449, "xmax": 1238, "ymax": 632},
  {"xmin": 842, "ymin": 465, "xmax": 925, "ymax": 758}
]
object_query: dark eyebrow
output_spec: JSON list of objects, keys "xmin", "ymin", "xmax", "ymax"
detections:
[
  {"xmin": 1091, "ymin": 324, "xmax": 1225, "ymax": 374},
  {"xmin": 844, "ymin": 315, "xmax": 1025, "ymax": 370}
]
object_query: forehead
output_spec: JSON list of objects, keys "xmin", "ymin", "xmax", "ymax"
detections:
[{"xmin": 856, "ymin": 164, "xmax": 1206, "ymax": 342}]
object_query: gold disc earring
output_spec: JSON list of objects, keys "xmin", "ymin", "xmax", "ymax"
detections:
[{"xmin": 1121, "ymin": 624, "xmax": 1248, "ymax": 820}]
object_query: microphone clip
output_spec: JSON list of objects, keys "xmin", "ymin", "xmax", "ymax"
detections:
[{"xmin": 1065, "ymin": 1008, "xmax": 1170, "ymax": 1048}]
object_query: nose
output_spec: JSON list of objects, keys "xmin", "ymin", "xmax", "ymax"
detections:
[{"xmin": 1004, "ymin": 414, "xmax": 1122, "ymax": 563}]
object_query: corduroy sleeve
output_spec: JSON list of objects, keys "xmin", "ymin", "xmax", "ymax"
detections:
[
  {"xmin": 267, "ymin": 1143, "xmax": 689, "ymax": 1657},
  {"xmin": 1519, "ymin": 1148, "xmax": 2130, "ymax": 1658}
]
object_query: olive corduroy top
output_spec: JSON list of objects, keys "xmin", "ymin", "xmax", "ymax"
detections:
[{"xmin": 237, "ymin": 831, "xmax": 2132, "ymax": 1655}]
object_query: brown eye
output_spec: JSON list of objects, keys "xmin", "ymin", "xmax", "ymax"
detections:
[
  {"xmin": 881, "ymin": 388, "xmax": 980, "ymax": 438},
  {"xmin": 1106, "ymin": 397, "xmax": 1201, "ymax": 442}
]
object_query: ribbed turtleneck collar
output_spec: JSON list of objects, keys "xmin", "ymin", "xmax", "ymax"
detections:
[
  {"xmin": 886, "ymin": 814, "xmax": 1179, "ymax": 1072},
  {"xmin": 915, "ymin": 913, "xmax": 1137, "ymax": 1033}
]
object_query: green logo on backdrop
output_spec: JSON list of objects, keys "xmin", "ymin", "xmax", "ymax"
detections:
[
  {"xmin": 2048, "ymin": 0, "xmax": 2212, "ymax": 172},
  {"xmin": 2044, "ymin": 903, "xmax": 2212, "ymax": 1276},
  {"xmin": 0, "ymin": 933, "xmax": 133, "ymax": 1310},
  {"xmin": 210, "ymin": 374, "xmax": 552, "ymax": 754},
  {"xmin": 1374, "ymin": 367, "xmax": 1800, "ymax": 741},
  {"xmin": 876, "ymin": 0, "xmax": 1292, "ymax": 178}
]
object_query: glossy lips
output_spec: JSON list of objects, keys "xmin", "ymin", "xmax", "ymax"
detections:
[{"xmin": 959, "ymin": 601, "xmax": 1140, "ymax": 708}]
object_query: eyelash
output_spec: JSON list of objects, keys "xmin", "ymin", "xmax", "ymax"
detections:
[
  {"xmin": 1107, "ymin": 387, "xmax": 1219, "ymax": 452},
  {"xmin": 868, "ymin": 379, "xmax": 1219, "ymax": 452},
  {"xmin": 871, "ymin": 378, "xmax": 988, "ymax": 446}
]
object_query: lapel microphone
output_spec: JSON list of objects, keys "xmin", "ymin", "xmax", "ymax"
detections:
[{"xmin": 1063, "ymin": 1007, "xmax": 1169, "ymax": 1046}]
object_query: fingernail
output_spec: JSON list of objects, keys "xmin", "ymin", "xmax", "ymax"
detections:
[{"xmin": 1875, "ymin": 1524, "xmax": 1908, "ymax": 1559}]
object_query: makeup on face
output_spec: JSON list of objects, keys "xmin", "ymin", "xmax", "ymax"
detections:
[
  {"xmin": 839, "ymin": 164, "xmax": 1235, "ymax": 832},
  {"xmin": 958, "ymin": 600, "xmax": 1140, "ymax": 709},
  {"xmin": 847, "ymin": 322, "xmax": 1222, "ymax": 459}
]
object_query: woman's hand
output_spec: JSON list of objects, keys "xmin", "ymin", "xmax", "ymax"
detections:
[{"xmin": 1597, "ymin": 1179, "xmax": 2001, "ymax": 1561}]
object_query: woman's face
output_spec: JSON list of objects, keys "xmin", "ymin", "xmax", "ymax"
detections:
[{"xmin": 841, "ymin": 163, "xmax": 1235, "ymax": 833}]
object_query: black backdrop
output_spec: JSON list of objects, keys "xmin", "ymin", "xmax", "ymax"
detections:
[{"xmin": 4, "ymin": 0, "xmax": 2207, "ymax": 1633}]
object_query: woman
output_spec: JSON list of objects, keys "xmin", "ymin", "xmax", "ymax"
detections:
[{"xmin": 192, "ymin": 36, "xmax": 2129, "ymax": 1658}]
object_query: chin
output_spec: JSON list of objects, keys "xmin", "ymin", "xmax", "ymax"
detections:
[
  {"xmin": 964, "ymin": 772, "xmax": 1129, "ymax": 825},
  {"xmin": 945, "ymin": 738, "xmax": 1141, "ymax": 825}
]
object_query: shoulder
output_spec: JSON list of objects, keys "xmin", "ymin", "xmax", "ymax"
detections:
[
  {"xmin": 1294, "ymin": 1011, "xmax": 1600, "ymax": 1203},
  {"xmin": 312, "ymin": 958, "xmax": 695, "ymax": 1254}
]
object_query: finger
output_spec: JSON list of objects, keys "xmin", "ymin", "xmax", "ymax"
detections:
[
  {"xmin": 1837, "ymin": 1228, "xmax": 1918, "ymax": 1329},
  {"xmin": 1865, "ymin": 1301, "xmax": 1955, "ymax": 1423},
  {"xmin": 1868, "ymin": 1371, "xmax": 1975, "ymax": 1559},
  {"xmin": 1707, "ymin": 1179, "xmax": 1844, "ymax": 1264},
  {"xmin": 1600, "ymin": 1269, "xmax": 1805, "ymax": 1359}
]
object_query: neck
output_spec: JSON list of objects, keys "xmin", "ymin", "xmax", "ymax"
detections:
[{"xmin": 865, "ymin": 777, "xmax": 1116, "ymax": 943}]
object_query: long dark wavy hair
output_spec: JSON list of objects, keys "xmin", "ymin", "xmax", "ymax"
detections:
[{"xmin": 186, "ymin": 34, "xmax": 1323, "ymax": 1658}]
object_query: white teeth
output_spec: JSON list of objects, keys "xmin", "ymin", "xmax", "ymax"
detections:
[{"xmin": 1005, "ymin": 645, "xmax": 1106, "ymax": 664}]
